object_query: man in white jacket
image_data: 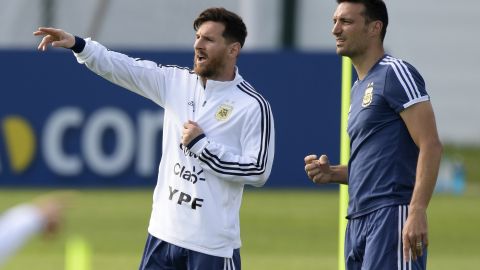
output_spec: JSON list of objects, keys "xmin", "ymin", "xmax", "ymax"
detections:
[{"xmin": 34, "ymin": 7, "xmax": 275, "ymax": 270}]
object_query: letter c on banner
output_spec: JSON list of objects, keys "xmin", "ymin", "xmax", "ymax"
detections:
[
  {"xmin": 82, "ymin": 107, "xmax": 135, "ymax": 176},
  {"xmin": 42, "ymin": 107, "xmax": 83, "ymax": 176}
]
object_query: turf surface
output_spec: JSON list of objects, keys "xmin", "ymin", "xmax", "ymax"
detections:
[{"xmin": 0, "ymin": 189, "xmax": 479, "ymax": 269}]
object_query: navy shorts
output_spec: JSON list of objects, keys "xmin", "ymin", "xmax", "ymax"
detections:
[
  {"xmin": 345, "ymin": 205, "xmax": 427, "ymax": 270},
  {"xmin": 138, "ymin": 234, "xmax": 241, "ymax": 270}
]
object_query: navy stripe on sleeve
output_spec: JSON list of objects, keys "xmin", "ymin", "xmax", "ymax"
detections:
[{"xmin": 198, "ymin": 81, "xmax": 272, "ymax": 176}]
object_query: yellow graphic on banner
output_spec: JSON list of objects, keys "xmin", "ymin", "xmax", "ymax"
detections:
[{"xmin": 2, "ymin": 116, "xmax": 36, "ymax": 173}]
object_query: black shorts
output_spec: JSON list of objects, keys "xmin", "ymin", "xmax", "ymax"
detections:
[
  {"xmin": 345, "ymin": 205, "xmax": 427, "ymax": 270},
  {"xmin": 138, "ymin": 233, "xmax": 241, "ymax": 270}
]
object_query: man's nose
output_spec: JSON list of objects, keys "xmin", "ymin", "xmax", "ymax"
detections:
[
  {"xmin": 194, "ymin": 38, "xmax": 204, "ymax": 50},
  {"xmin": 332, "ymin": 23, "xmax": 341, "ymax": 36}
]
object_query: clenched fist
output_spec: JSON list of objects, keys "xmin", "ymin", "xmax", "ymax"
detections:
[{"xmin": 182, "ymin": 120, "xmax": 204, "ymax": 146}]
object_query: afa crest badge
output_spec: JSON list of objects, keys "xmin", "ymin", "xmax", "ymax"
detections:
[
  {"xmin": 362, "ymin": 82, "xmax": 374, "ymax": 107},
  {"xmin": 215, "ymin": 104, "xmax": 234, "ymax": 121}
]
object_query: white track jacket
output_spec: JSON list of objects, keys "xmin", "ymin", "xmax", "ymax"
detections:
[{"xmin": 74, "ymin": 39, "xmax": 275, "ymax": 258}]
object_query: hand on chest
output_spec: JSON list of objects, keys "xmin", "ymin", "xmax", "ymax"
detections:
[
  {"xmin": 183, "ymin": 94, "xmax": 243, "ymax": 141},
  {"xmin": 168, "ymin": 78, "xmax": 248, "ymax": 148}
]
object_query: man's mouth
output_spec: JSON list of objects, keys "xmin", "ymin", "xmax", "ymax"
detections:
[{"xmin": 196, "ymin": 53, "xmax": 208, "ymax": 64}]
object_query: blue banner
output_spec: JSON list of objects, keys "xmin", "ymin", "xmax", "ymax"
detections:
[{"xmin": 0, "ymin": 50, "xmax": 341, "ymax": 188}]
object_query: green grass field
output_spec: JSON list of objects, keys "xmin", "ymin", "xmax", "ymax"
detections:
[{"xmin": 1, "ymin": 188, "xmax": 479, "ymax": 270}]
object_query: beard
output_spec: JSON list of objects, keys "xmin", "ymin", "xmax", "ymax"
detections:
[
  {"xmin": 338, "ymin": 45, "xmax": 367, "ymax": 59},
  {"xmin": 193, "ymin": 52, "xmax": 226, "ymax": 79}
]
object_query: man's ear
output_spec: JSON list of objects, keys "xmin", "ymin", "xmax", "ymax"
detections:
[
  {"xmin": 228, "ymin": 42, "xmax": 241, "ymax": 58},
  {"xmin": 370, "ymin": 20, "xmax": 383, "ymax": 37}
]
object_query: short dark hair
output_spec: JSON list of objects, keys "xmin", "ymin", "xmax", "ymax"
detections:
[
  {"xmin": 193, "ymin": 7, "xmax": 247, "ymax": 47},
  {"xmin": 337, "ymin": 0, "xmax": 388, "ymax": 42}
]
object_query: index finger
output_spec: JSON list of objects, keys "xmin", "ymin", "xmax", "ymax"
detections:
[
  {"xmin": 403, "ymin": 235, "xmax": 411, "ymax": 261},
  {"xmin": 34, "ymin": 27, "xmax": 61, "ymax": 36},
  {"xmin": 304, "ymin": 154, "xmax": 318, "ymax": 164}
]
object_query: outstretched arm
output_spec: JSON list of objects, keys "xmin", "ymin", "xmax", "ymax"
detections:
[
  {"xmin": 0, "ymin": 192, "xmax": 72, "ymax": 266},
  {"xmin": 33, "ymin": 27, "xmax": 169, "ymax": 107}
]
